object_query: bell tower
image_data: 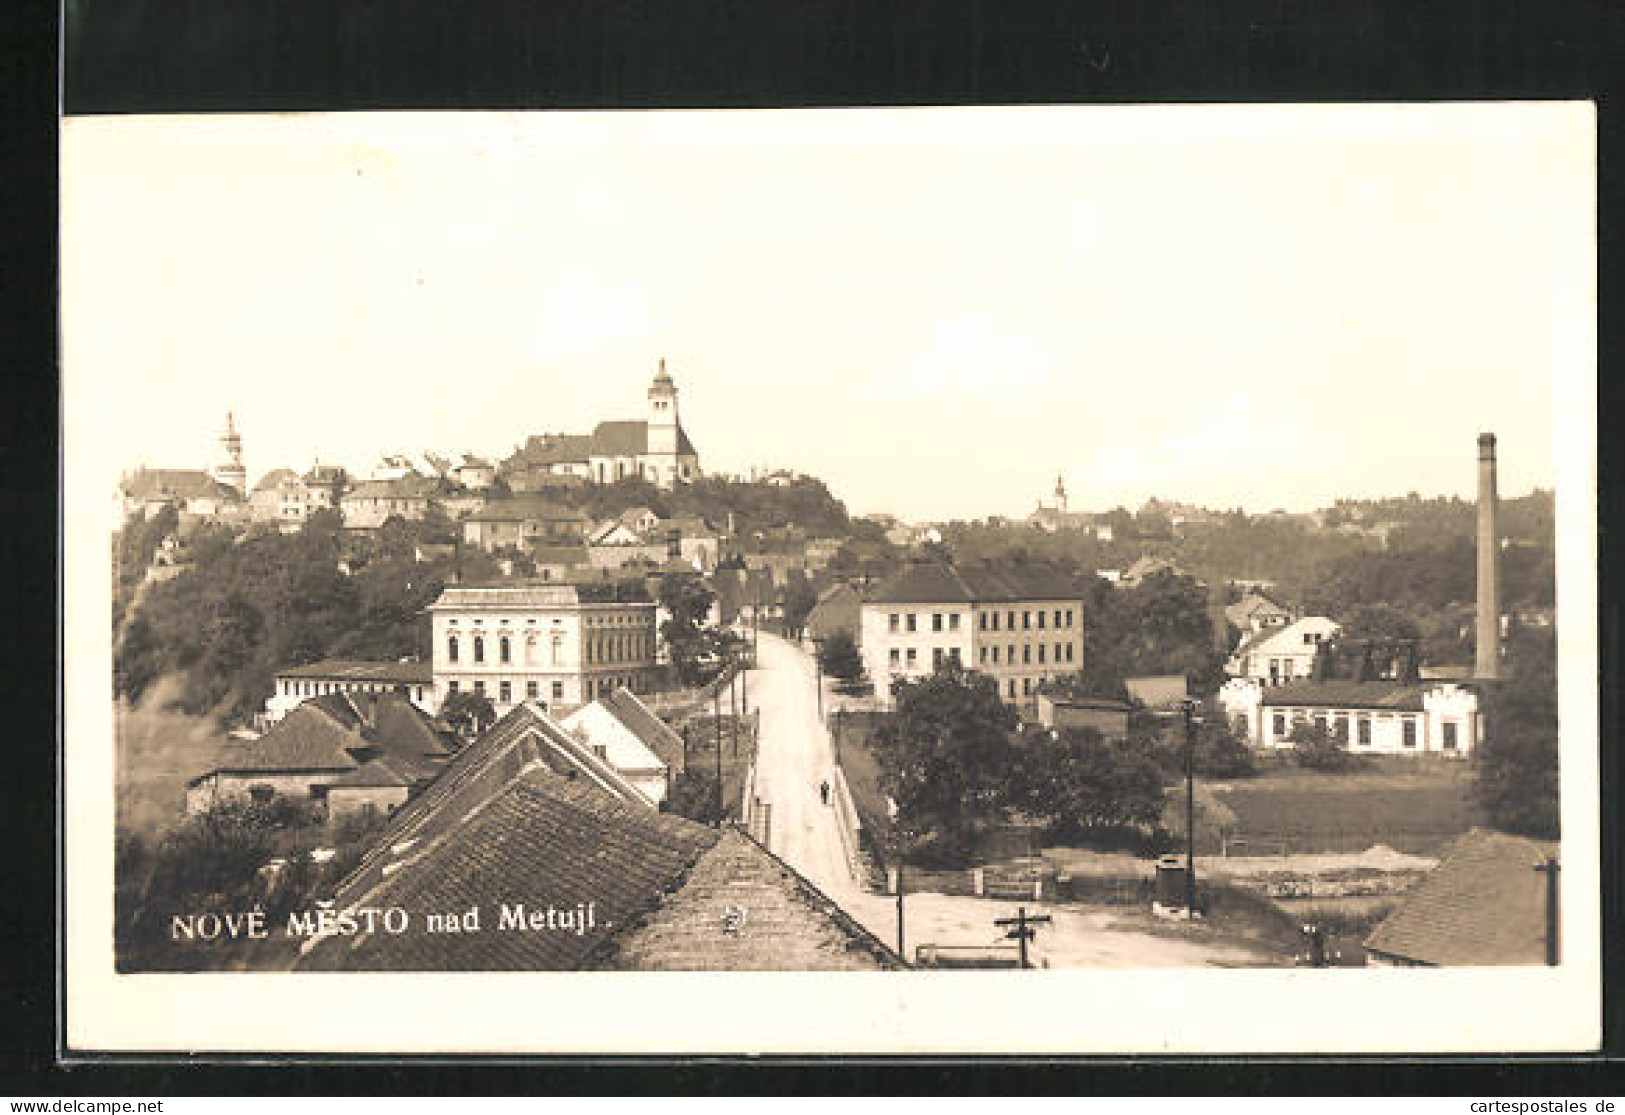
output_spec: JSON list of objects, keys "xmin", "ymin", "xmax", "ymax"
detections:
[
  {"xmin": 1054, "ymin": 473, "xmax": 1068, "ymax": 516},
  {"xmin": 647, "ymin": 358, "xmax": 680, "ymax": 461},
  {"xmin": 213, "ymin": 412, "xmax": 246, "ymax": 495}
]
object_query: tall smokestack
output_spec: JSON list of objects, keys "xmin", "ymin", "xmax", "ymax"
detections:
[{"xmin": 1476, "ymin": 432, "xmax": 1501, "ymax": 680}]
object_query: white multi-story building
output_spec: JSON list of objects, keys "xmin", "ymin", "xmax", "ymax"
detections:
[
  {"xmin": 1219, "ymin": 676, "xmax": 1481, "ymax": 757},
  {"xmin": 1226, "ymin": 615, "xmax": 1342, "ymax": 686},
  {"xmin": 429, "ymin": 582, "xmax": 659, "ymax": 717},
  {"xmin": 859, "ymin": 562, "xmax": 1086, "ymax": 705}
]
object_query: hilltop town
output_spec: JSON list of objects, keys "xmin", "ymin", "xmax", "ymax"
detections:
[{"xmin": 112, "ymin": 362, "xmax": 1560, "ymax": 973}]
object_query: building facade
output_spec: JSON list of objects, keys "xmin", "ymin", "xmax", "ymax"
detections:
[
  {"xmin": 1226, "ymin": 616, "xmax": 1342, "ymax": 685},
  {"xmin": 265, "ymin": 659, "xmax": 437, "ymax": 723},
  {"xmin": 859, "ymin": 562, "xmax": 1086, "ymax": 705},
  {"xmin": 1219, "ymin": 676, "xmax": 1481, "ymax": 757},
  {"xmin": 429, "ymin": 583, "xmax": 659, "ymax": 716}
]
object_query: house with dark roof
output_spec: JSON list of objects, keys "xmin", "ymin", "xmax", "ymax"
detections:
[
  {"xmin": 1364, "ymin": 829, "xmax": 1560, "ymax": 966},
  {"xmin": 248, "ymin": 468, "xmax": 311, "ymax": 530},
  {"xmin": 190, "ymin": 692, "xmax": 452, "ymax": 820},
  {"xmin": 1225, "ymin": 590, "xmax": 1294, "ymax": 636},
  {"xmin": 806, "ymin": 582, "xmax": 862, "ymax": 645},
  {"xmin": 340, "ymin": 474, "xmax": 442, "ymax": 529},
  {"xmin": 859, "ymin": 560, "xmax": 1088, "ymax": 707},
  {"xmin": 118, "ymin": 468, "xmax": 244, "ymax": 522},
  {"xmin": 462, "ymin": 496, "xmax": 589, "ymax": 552},
  {"xmin": 295, "ymin": 709, "xmax": 902, "ymax": 971}
]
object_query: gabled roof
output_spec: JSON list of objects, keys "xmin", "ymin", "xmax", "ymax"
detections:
[
  {"xmin": 298, "ymin": 768, "xmax": 719, "ymax": 972},
  {"xmin": 598, "ymin": 687, "xmax": 687, "ymax": 769},
  {"xmin": 1261, "ymin": 680, "xmax": 1427, "ymax": 711},
  {"xmin": 469, "ymin": 496, "xmax": 585, "ymax": 524},
  {"xmin": 1124, "ymin": 675, "xmax": 1189, "ymax": 707},
  {"xmin": 120, "ymin": 468, "xmax": 240, "ymax": 503},
  {"xmin": 192, "ymin": 704, "xmax": 360, "ymax": 782},
  {"xmin": 590, "ymin": 420, "xmax": 696, "ymax": 458},
  {"xmin": 328, "ymin": 754, "xmax": 419, "ymax": 789},
  {"xmin": 252, "ymin": 468, "xmax": 301, "ymax": 492},
  {"xmin": 866, "ymin": 561, "xmax": 1085, "ymax": 605},
  {"xmin": 1364, "ymin": 828, "xmax": 1559, "ymax": 966},
  {"xmin": 591, "ymin": 420, "xmax": 649, "ymax": 457},
  {"xmin": 303, "ymin": 463, "xmax": 348, "ymax": 486},
  {"xmin": 458, "ymin": 454, "xmax": 493, "ymax": 469},
  {"xmin": 1230, "ymin": 616, "xmax": 1341, "ymax": 661},
  {"xmin": 343, "ymin": 475, "xmax": 440, "ymax": 502},
  {"xmin": 512, "ymin": 433, "xmax": 597, "ymax": 467},
  {"xmin": 593, "ymin": 828, "xmax": 905, "ymax": 971}
]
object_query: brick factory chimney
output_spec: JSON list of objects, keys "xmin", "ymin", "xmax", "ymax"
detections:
[{"xmin": 1476, "ymin": 432, "xmax": 1501, "ymax": 680}]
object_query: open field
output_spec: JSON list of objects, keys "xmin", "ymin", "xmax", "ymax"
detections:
[{"xmin": 1205, "ymin": 763, "xmax": 1482, "ymax": 856}]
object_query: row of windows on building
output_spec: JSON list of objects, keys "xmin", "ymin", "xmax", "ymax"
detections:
[
  {"xmin": 885, "ymin": 607, "xmax": 1077, "ymax": 635},
  {"xmin": 888, "ymin": 641, "xmax": 1077, "ymax": 668},
  {"xmin": 882, "ymin": 648, "xmax": 1060, "ymax": 699},
  {"xmin": 278, "ymin": 679, "xmax": 428, "ymax": 702},
  {"xmin": 446, "ymin": 632, "xmax": 651, "ymax": 666},
  {"xmin": 445, "ymin": 674, "xmax": 645, "ymax": 705},
  {"xmin": 1266, "ymin": 709, "xmax": 1459, "ymax": 750}
]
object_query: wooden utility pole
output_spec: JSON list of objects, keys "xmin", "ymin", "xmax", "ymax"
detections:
[
  {"xmin": 713, "ymin": 681, "xmax": 724, "ymax": 824},
  {"xmin": 896, "ymin": 862, "xmax": 906, "ymax": 961},
  {"xmin": 1535, "ymin": 856, "xmax": 1560, "ymax": 966},
  {"xmin": 1183, "ymin": 700, "xmax": 1198, "ymax": 915},
  {"xmin": 995, "ymin": 907, "xmax": 1053, "ymax": 970},
  {"xmin": 730, "ymin": 666, "xmax": 740, "ymax": 758}
]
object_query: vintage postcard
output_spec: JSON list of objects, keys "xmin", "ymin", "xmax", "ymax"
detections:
[{"xmin": 61, "ymin": 103, "xmax": 1599, "ymax": 1053}]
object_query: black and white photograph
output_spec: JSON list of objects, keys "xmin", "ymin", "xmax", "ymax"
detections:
[{"xmin": 60, "ymin": 103, "xmax": 1598, "ymax": 1054}]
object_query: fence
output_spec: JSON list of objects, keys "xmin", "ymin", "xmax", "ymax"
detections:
[{"xmin": 828, "ymin": 767, "xmax": 867, "ymax": 887}]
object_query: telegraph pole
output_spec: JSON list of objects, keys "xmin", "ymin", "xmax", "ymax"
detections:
[
  {"xmin": 713, "ymin": 680, "xmax": 724, "ymax": 824},
  {"xmin": 1536, "ymin": 856, "xmax": 1560, "ymax": 966},
  {"xmin": 995, "ymin": 907, "xmax": 1054, "ymax": 970},
  {"xmin": 1184, "ymin": 699, "xmax": 1198, "ymax": 916},
  {"xmin": 730, "ymin": 665, "xmax": 740, "ymax": 758},
  {"xmin": 896, "ymin": 861, "xmax": 906, "ymax": 960}
]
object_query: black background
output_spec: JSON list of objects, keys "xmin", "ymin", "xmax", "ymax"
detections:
[{"xmin": 8, "ymin": 0, "xmax": 1622, "ymax": 1095}]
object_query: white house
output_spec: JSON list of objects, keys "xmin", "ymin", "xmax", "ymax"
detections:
[
  {"xmin": 265, "ymin": 659, "xmax": 437, "ymax": 723},
  {"xmin": 1219, "ymin": 676, "xmax": 1481, "ymax": 757},
  {"xmin": 859, "ymin": 561, "xmax": 1085, "ymax": 706},
  {"xmin": 1226, "ymin": 616, "xmax": 1342, "ymax": 686},
  {"xmin": 560, "ymin": 687, "xmax": 686, "ymax": 806}
]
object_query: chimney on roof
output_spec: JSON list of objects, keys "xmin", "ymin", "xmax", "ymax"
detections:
[{"xmin": 1476, "ymin": 432, "xmax": 1501, "ymax": 681}]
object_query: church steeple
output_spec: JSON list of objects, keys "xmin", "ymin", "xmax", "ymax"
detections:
[
  {"xmin": 213, "ymin": 411, "xmax": 246, "ymax": 494},
  {"xmin": 1053, "ymin": 473, "xmax": 1067, "ymax": 516}
]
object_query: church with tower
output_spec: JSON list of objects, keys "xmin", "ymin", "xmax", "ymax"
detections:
[{"xmin": 505, "ymin": 360, "xmax": 702, "ymax": 491}]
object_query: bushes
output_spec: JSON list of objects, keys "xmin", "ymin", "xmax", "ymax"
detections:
[{"xmin": 1289, "ymin": 723, "xmax": 1365, "ymax": 773}]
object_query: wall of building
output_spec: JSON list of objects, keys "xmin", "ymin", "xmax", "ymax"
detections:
[
  {"xmin": 431, "ymin": 600, "xmax": 657, "ymax": 717},
  {"xmin": 265, "ymin": 676, "xmax": 436, "ymax": 723},
  {"xmin": 1219, "ymin": 678, "xmax": 1477, "ymax": 757},
  {"xmin": 327, "ymin": 784, "xmax": 412, "ymax": 822},
  {"xmin": 185, "ymin": 770, "xmax": 340, "ymax": 814}
]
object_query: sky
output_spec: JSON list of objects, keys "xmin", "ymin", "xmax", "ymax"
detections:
[{"xmin": 62, "ymin": 105, "xmax": 1592, "ymax": 523}]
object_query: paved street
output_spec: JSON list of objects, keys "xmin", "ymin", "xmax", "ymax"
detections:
[{"xmin": 745, "ymin": 632, "xmax": 1282, "ymax": 968}]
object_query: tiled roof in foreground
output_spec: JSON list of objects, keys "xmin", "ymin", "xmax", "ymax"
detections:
[{"xmin": 1364, "ymin": 828, "xmax": 1559, "ymax": 966}]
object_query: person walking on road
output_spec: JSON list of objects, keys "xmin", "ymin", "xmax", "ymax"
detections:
[{"xmin": 819, "ymin": 779, "xmax": 831, "ymax": 806}]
